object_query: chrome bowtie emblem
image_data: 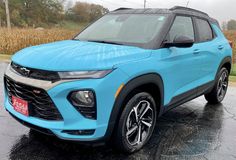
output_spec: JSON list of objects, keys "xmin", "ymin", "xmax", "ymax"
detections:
[{"xmin": 20, "ymin": 67, "xmax": 30, "ymax": 76}]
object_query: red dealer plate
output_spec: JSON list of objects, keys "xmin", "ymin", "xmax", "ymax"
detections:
[{"xmin": 12, "ymin": 96, "xmax": 29, "ymax": 116}]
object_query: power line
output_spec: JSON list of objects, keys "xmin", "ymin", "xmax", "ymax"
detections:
[
  {"xmin": 97, "ymin": 0, "xmax": 120, "ymax": 6},
  {"xmin": 122, "ymin": 0, "xmax": 143, "ymax": 7},
  {"xmin": 101, "ymin": 0, "xmax": 145, "ymax": 8},
  {"xmin": 186, "ymin": 0, "xmax": 190, "ymax": 7},
  {"xmin": 82, "ymin": 0, "xmax": 152, "ymax": 9},
  {"xmin": 97, "ymin": 0, "xmax": 147, "ymax": 10}
]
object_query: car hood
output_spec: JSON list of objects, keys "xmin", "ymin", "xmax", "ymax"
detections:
[{"xmin": 12, "ymin": 40, "xmax": 151, "ymax": 71}]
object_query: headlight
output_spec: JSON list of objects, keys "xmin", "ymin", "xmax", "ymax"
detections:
[
  {"xmin": 68, "ymin": 90, "xmax": 96, "ymax": 119},
  {"xmin": 58, "ymin": 70, "xmax": 113, "ymax": 79}
]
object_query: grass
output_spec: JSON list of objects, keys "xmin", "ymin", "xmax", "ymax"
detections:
[
  {"xmin": 229, "ymin": 76, "xmax": 236, "ymax": 82},
  {"xmin": 0, "ymin": 54, "xmax": 11, "ymax": 62},
  {"xmin": 231, "ymin": 64, "xmax": 236, "ymax": 76}
]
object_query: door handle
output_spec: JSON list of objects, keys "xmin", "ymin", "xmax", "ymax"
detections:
[
  {"xmin": 218, "ymin": 45, "xmax": 224, "ymax": 50},
  {"xmin": 193, "ymin": 49, "xmax": 200, "ymax": 54}
]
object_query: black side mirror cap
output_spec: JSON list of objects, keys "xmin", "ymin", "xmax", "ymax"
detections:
[{"xmin": 163, "ymin": 36, "xmax": 194, "ymax": 48}]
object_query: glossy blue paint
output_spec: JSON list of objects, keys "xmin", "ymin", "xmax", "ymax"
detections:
[
  {"xmin": 12, "ymin": 40, "xmax": 151, "ymax": 71},
  {"xmin": 115, "ymin": 24, "xmax": 232, "ymax": 105},
  {"xmin": 4, "ymin": 23, "xmax": 232, "ymax": 141}
]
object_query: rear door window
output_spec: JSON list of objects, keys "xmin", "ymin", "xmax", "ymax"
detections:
[{"xmin": 195, "ymin": 18, "xmax": 214, "ymax": 42}]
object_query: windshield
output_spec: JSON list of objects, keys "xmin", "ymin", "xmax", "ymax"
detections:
[{"xmin": 74, "ymin": 14, "xmax": 168, "ymax": 47}]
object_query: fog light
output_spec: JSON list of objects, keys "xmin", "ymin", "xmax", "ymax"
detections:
[
  {"xmin": 68, "ymin": 90, "xmax": 96, "ymax": 119},
  {"xmin": 70, "ymin": 91, "xmax": 95, "ymax": 107}
]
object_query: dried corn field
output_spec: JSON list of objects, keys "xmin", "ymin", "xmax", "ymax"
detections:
[
  {"xmin": 0, "ymin": 28, "xmax": 78, "ymax": 55},
  {"xmin": 224, "ymin": 31, "xmax": 236, "ymax": 64},
  {"xmin": 0, "ymin": 28, "xmax": 236, "ymax": 61}
]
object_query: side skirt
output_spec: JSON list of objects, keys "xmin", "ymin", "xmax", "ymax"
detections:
[{"xmin": 162, "ymin": 81, "xmax": 215, "ymax": 114}]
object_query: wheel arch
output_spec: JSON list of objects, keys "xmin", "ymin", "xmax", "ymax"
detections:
[
  {"xmin": 104, "ymin": 73, "xmax": 164, "ymax": 141},
  {"xmin": 217, "ymin": 56, "xmax": 232, "ymax": 77}
]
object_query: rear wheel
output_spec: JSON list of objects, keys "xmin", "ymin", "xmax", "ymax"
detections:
[
  {"xmin": 205, "ymin": 67, "xmax": 229, "ymax": 104},
  {"xmin": 114, "ymin": 92, "xmax": 157, "ymax": 153}
]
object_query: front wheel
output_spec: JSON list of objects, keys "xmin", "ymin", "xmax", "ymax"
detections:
[
  {"xmin": 205, "ymin": 67, "xmax": 229, "ymax": 104},
  {"xmin": 113, "ymin": 92, "xmax": 157, "ymax": 153}
]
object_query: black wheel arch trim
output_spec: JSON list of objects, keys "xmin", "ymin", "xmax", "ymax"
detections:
[
  {"xmin": 103, "ymin": 73, "xmax": 164, "ymax": 142},
  {"xmin": 216, "ymin": 56, "xmax": 232, "ymax": 78}
]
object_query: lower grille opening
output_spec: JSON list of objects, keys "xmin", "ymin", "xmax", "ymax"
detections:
[
  {"xmin": 9, "ymin": 112, "xmax": 54, "ymax": 136},
  {"xmin": 4, "ymin": 75, "xmax": 63, "ymax": 121},
  {"xmin": 62, "ymin": 129, "xmax": 95, "ymax": 136}
]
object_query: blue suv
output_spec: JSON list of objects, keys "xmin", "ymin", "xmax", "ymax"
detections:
[{"xmin": 3, "ymin": 6, "xmax": 232, "ymax": 153}]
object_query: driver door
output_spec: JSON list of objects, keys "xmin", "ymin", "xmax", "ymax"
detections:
[{"xmin": 163, "ymin": 16, "xmax": 202, "ymax": 99}]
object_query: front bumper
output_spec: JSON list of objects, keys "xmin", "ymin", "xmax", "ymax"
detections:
[{"xmin": 4, "ymin": 65, "xmax": 129, "ymax": 142}]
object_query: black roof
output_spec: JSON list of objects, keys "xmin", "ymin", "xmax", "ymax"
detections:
[{"xmin": 110, "ymin": 6, "xmax": 218, "ymax": 24}]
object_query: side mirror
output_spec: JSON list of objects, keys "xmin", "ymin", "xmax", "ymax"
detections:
[{"xmin": 164, "ymin": 36, "xmax": 194, "ymax": 48}]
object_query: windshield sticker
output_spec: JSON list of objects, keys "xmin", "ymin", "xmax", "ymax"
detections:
[{"xmin": 158, "ymin": 16, "xmax": 165, "ymax": 21}]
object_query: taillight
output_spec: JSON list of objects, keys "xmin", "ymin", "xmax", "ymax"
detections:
[{"xmin": 229, "ymin": 40, "xmax": 233, "ymax": 48}]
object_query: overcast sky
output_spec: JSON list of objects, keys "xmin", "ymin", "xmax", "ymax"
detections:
[{"xmin": 69, "ymin": 0, "xmax": 236, "ymax": 24}]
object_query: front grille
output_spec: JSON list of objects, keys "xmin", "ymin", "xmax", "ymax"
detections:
[
  {"xmin": 11, "ymin": 62, "xmax": 60, "ymax": 82},
  {"xmin": 4, "ymin": 76, "xmax": 63, "ymax": 121}
]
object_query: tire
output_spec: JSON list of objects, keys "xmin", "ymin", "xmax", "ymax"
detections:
[
  {"xmin": 205, "ymin": 67, "xmax": 229, "ymax": 104},
  {"xmin": 113, "ymin": 92, "xmax": 157, "ymax": 153}
]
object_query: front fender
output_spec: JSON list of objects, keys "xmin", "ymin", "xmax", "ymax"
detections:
[{"xmin": 103, "ymin": 73, "xmax": 164, "ymax": 141}]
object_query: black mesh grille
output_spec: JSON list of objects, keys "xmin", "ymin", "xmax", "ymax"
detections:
[
  {"xmin": 76, "ymin": 105, "xmax": 97, "ymax": 120},
  {"xmin": 4, "ymin": 76, "xmax": 63, "ymax": 121},
  {"xmin": 11, "ymin": 62, "xmax": 60, "ymax": 82}
]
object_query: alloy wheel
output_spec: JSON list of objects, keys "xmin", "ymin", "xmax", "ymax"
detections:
[
  {"xmin": 125, "ymin": 100, "xmax": 154, "ymax": 146},
  {"xmin": 217, "ymin": 70, "xmax": 228, "ymax": 102}
]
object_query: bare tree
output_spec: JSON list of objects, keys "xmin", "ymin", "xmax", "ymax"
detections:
[
  {"xmin": 3, "ymin": 0, "xmax": 11, "ymax": 29},
  {"xmin": 0, "ymin": 0, "xmax": 2, "ymax": 27}
]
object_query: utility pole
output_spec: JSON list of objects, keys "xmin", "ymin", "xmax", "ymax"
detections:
[
  {"xmin": 144, "ymin": 0, "xmax": 147, "ymax": 8},
  {"xmin": 3, "ymin": 0, "xmax": 11, "ymax": 29}
]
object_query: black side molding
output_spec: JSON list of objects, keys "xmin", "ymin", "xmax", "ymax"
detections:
[{"xmin": 163, "ymin": 81, "xmax": 215, "ymax": 113}]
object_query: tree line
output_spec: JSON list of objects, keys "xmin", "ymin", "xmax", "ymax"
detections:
[
  {"xmin": 0, "ymin": 0, "xmax": 109, "ymax": 28},
  {"xmin": 2, "ymin": 1, "xmax": 236, "ymax": 31},
  {"xmin": 222, "ymin": 20, "xmax": 236, "ymax": 31}
]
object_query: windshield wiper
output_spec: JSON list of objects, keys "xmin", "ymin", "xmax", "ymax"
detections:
[{"xmin": 86, "ymin": 40, "xmax": 124, "ymax": 46}]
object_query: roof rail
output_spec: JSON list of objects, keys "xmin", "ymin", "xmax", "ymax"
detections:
[
  {"xmin": 170, "ymin": 6, "xmax": 208, "ymax": 16},
  {"xmin": 113, "ymin": 8, "xmax": 132, "ymax": 11}
]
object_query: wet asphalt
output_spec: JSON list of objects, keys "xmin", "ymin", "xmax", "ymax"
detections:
[{"xmin": 0, "ymin": 62, "xmax": 236, "ymax": 160}]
